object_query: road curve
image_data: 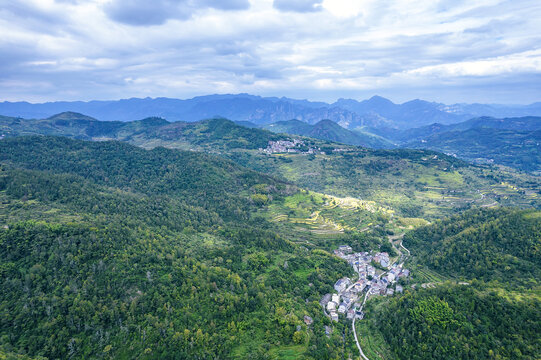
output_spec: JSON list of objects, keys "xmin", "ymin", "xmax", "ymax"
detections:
[
  {"xmin": 353, "ymin": 235, "xmax": 410, "ymax": 360},
  {"xmin": 352, "ymin": 289, "xmax": 371, "ymax": 360},
  {"xmin": 352, "ymin": 317, "xmax": 370, "ymax": 360}
]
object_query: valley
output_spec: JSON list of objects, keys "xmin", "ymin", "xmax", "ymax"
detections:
[
  {"xmin": 0, "ymin": 111, "xmax": 540, "ymax": 360},
  {"xmin": 2, "ymin": 0, "xmax": 541, "ymax": 357}
]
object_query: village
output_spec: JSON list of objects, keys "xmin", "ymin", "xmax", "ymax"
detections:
[
  {"xmin": 259, "ymin": 139, "xmax": 323, "ymax": 155},
  {"xmin": 320, "ymin": 244, "xmax": 410, "ymax": 322}
]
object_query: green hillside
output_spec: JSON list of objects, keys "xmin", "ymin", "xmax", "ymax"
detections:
[
  {"xmin": 2, "ymin": 113, "xmax": 539, "ymax": 219},
  {"xmin": 0, "ymin": 136, "xmax": 360, "ymax": 359},
  {"xmin": 403, "ymin": 207, "xmax": 541, "ymax": 288},
  {"xmin": 362, "ymin": 284, "xmax": 540, "ymax": 360},
  {"xmin": 405, "ymin": 128, "xmax": 541, "ymax": 173},
  {"xmin": 1, "ymin": 117, "xmax": 541, "ymax": 359},
  {"xmin": 233, "ymin": 148, "xmax": 540, "ymax": 219},
  {"xmin": 263, "ymin": 119, "xmax": 394, "ymax": 149},
  {"xmin": 0, "ymin": 112, "xmax": 167, "ymax": 140}
]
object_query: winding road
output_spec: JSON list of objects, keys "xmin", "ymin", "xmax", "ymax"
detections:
[
  {"xmin": 352, "ymin": 290, "xmax": 370, "ymax": 360},
  {"xmin": 352, "ymin": 235, "xmax": 411, "ymax": 360}
]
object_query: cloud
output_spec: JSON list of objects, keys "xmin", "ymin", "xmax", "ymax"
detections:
[
  {"xmin": 104, "ymin": 0, "xmax": 250, "ymax": 26},
  {"xmin": 0, "ymin": 0, "xmax": 540, "ymax": 103},
  {"xmin": 273, "ymin": 0, "xmax": 323, "ymax": 13},
  {"xmin": 104, "ymin": 0, "xmax": 189, "ymax": 26},
  {"xmin": 200, "ymin": 0, "xmax": 250, "ymax": 11},
  {"xmin": 403, "ymin": 49, "xmax": 541, "ymax": 77}
]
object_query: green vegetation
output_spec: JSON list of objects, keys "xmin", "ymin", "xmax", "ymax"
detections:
[
  {"xmin": 1, "ymin": 113, "xmax": 541, "ymax": 359},
  {"xmin": 231, "ymin": 148, "xmax": 540, "ymax": 219},
  {"xmin": 362, "ymin": 283, "xmax": 540, "ymax": 360},
  {"xmin": 355, "ymin": 320, "xmax": 395, "ymax": 360},
  {"xmin": 2, "ymin": 113, "xmax": 540, "ymax": 219},
  {"xmin": 406, "ymin": 128, "xmax": 541, "ymax": 173},
  {"xmin": 0, "ymin": 113, "xmax": 286, "ymax": 152},
  {"xmin": 263, "ymin": 119, "xmax": 394, "ymax": 148},
  {"xmin": 0, "ymin": 136, "xmax": 358, "ymax": 359},
  {"xmin": 403, "ymin": 208, "xmax": 541, "ymax": 289}
]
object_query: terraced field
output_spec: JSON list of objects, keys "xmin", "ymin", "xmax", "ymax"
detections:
[{"xmin": 263, "ymin": 190, "xmax": 384, "ymax": 240}]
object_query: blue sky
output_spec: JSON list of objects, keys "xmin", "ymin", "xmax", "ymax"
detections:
[{"xmin": 1, "ymin": 0, "xmax": 540, "ymax": 103}]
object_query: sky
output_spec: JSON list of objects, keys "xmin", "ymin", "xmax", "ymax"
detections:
[{"xmin": 1, "ymin": 0, "xmax": 540, "ymax": 104}]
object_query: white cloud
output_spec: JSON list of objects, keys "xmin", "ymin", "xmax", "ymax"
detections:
[
  {"xmin": 322, "ymin": 0, "xmax": 364, "ymax": 18},
  {"xmin": 403, "ymin": 49, "xmax": 541, "ymax": 77},
  {"xmin": 273, "ymin": 0, "xmax": 323, "ymax": 13},
  {"xmin": 0, "ymin": 0, "xmax": 540, "ymax": 103}
]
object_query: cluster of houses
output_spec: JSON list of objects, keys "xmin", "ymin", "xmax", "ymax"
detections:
[
  {"xmin": 321, "ymin": 281, "xmax": 363, "ymax": 322},
  {"xmin": 259, "ymin": 139, "xmax": 322, "ymax": 155},
  {"xmin": 321, "ymin": 244, "xmax": 410, "ymax": 322}
]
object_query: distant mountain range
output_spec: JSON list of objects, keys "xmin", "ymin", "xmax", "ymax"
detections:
[
  {"xmin": 2, "ymin": 94, "xmax": 541, "ymax": 130},
  {"xmin": 384, "ymin": 116, "xmax": 541, "ymax": 142}
]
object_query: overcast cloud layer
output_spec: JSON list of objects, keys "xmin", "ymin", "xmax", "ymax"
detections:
[{"xmin": 1, "ymin": 0, "xmax": 540, "ymax": 103}]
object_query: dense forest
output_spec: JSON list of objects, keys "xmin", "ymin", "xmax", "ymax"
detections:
[
  {"xmin": 364, "ymin": 283, "xmax": 540, "ymax": 359},
  {"xmin": 3, "ymin": 113, "xmax": 540, "ymax": 219},
  {"xmin": 0, "ymin": 136, "xmax": 358, "ymax": 359},
  {"xmin": 1, "ymin": 133, "xmax": 540, "ymax": 359},
  {"xmin": 403, "ymin": 208, "xmax": 541, "ymax": 288},
  {"xmin": 356, "ymin": 207, "xmax": 541, "ymax": 360}
]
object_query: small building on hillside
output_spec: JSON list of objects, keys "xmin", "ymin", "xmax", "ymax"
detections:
[
  {"xmin": 334, "ymin": 278, "xmax": 351, "ymax": 293},
  {"xmin": 327, "ymin": 301, "xmax": 337, "ymax": 312},
  {"xmin": 320, "ymin": 293, "xmax": 332, "ymax": 307}
]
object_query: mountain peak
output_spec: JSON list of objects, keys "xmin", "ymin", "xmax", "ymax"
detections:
[
  {"xmin": 367, "ymin": 95, "xmax": 394, "ymax": 104},
  {"xmin": 135, "ymin": 117, "xmax": 170, "ymax": 126},
  {"xmin": 314, "ymin": 119, "xmax": 339, "ymax": 127},
  {"xmin": 47, "ymin": 111, "xmax": 97, "ymax": 121}
]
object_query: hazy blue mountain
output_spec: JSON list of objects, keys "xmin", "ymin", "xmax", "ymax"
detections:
[
  {"xmin": 0, "ymin": 95, "xmax": 375, "ymax": 127},
  {"xmin": 2, "ymin": 94, "xmax": 541, "ymax": 131},
  {"xmin": 442, "ymin": 102, "xmax": 541, "ymax": 118},
  {"xmin": 332, "ymin": 96, "xmax": 470, "ymax": 128},
  {"xmin": 389, "ymin": 116, "xmax": 541, "ymax": 142}
]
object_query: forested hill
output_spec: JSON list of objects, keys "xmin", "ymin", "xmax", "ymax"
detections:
[
  {"xmin": 360, "ymin": 207, "xmax": 541, "ymax": 360},
  {"xmin": 2, "ymin": 114, "xmax": 540, "ymax": 218},
  {"xmin": 0, "ymin": 135, "xmax": 280, "ymax": 219},
  {"xmin": 363, "ymin": 283, "xmax": 540, "ymax": 360},
  {"xmin": 405, "ymin": 128, "xmax": 541, "ymax": 173},
  {"xmin": 403, "ymin": 207, "xmax": 541, "ymax": 288},
  {"xmin": 0, "ymin": 113, "xmax": 288, "ymax": 150},
  {"xmin": 262, "ymin": 119, "xmax": 394, "ymax": 148},
  {"xmin": 0, "ymin": 136, "xmax": 359, "ymax": 359}
]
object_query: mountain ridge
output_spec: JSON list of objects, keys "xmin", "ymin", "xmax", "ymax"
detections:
[{"xmin": 3, "ymin": 94, "xmax": 541, "ymax": 130}]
